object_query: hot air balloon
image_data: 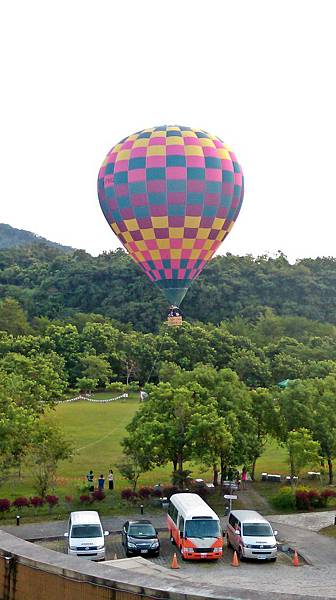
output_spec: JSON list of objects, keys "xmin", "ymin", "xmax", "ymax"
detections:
[{"xmin": 98, "ymin": 126, "xmax": 244, "ymax": 325}]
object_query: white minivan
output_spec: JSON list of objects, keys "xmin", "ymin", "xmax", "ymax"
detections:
[
  {"xmin": 64, "ymin": 511, "xmax": 109, "ymax": 561},
  {"xmin": 227, "ymin": 510, "xmax": 278, "ymax": 561}
]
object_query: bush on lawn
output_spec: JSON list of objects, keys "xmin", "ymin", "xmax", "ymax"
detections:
[
  {"xmin": 271, "ymin": 487, "xmax": 296, "ymax": 510},
  {"xmin": 121, "ymin": 488, "xmax": 138, "ymax": 502},
  {"xmin": 30, "ymin": 496, "xmax": 45, "ymax": 508},
  {"xmin": 162, "ymin": 485, "xmax": 178, "ymax": 498},
  {"xmin": 138, "ymin": 486, "xmax": 152, "ymax": 499},
  {"xmin": 295, "ymin": 487, "xmax": 336, "ymax": 511},
  {"xmin": 12, "ymin": 497, "xmax": 30, "ymax": 509},
  {"xmin": 91, "ymin": 489, "xmax": 105, "ymax": 502},
  {"xmin": 46, "ymin": 495, "xmax": 59, "ymax": 510},
  {"xmin": 106, "ymin": 382, "xmax": 126, "ymax": 394},
  {"xmin": 0, "ymin": 499, "xmax": 10, "ymax": 514},
  {"xmin": 79, "ymin": 494, "xmax": 92, "ymax": 504}
]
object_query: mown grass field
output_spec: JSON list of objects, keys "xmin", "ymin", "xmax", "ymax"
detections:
[{"xmin": 1, "ymin": 392, "xmax": 289, "ymax": 504}]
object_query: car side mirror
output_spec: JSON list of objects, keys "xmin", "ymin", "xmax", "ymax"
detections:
[
  {"xmin": 64, "ymin": 532, "xmax": 69, "ymax": 537},
  {"xmin": 273, "ymin": 530, "xmax": 278, "ymax": 537},
  {"xmin": 104, "ymin": 531, "xmax": 109, "ymax": 536}
]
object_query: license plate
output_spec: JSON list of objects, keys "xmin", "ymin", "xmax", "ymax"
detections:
[
  {"xmin": 256, "ymin": 555, "xmax": 267, "ymax": 559},
  {"xmin": 140, "ymin": 549, "xmax": 148, "ymax": 554},
  {"xmin": 201, "ymin": 553, "xmax": 207, "ymax": 557}
]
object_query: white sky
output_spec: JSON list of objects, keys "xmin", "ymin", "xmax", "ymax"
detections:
[{"xmin": 1, "ymin": 0, "xmax": 335, "ymax": 262}]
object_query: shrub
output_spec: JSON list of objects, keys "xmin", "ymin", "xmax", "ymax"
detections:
[
  {"xmin": 106, "ymin": 382, "xmax": 126, "ymax": 394},
  {"xmin": 121, "ymin": 488, "xmax": 138, "ymax": 502},
  {"xmin": 151, "ymin": 487, "xmax": 163, "ymax": 498},
  {"xmin": 295, "ymin": 489, "xmax": 311, "ymax": 510},
  {"xmin": 0, "ymin": 499, "xmax": 10, "ymax": 513},
  {"xmin": 162, "ymin": 485, "xmax": 178, "ymax": 498},
  {"xmin": 64, "ymin": 495, "xmax": 73, "ymax": 504},
  {"xmin": 12, "ymin": 497, "xmax": 30, "ymax": 509},
  {"xmin": 91, "ymin": 489, "xmax": 105, "ymax": 502},
  {"xmin": 46, "ymin": 495, "xmax": 59, "ymax": 508},
  {"xmin": 138, "ymin": 486, "xmax": 152, "ymax": 499},
  {"xmin": 271, "ymin": 487, "xmax": 296, "ymax": 510},
  {"xmin": 308, "ymin": 489, "xmax": 320, "ymax": 509},
  {"xmin": 30, "ymin": 496, "xmax": 45, "ymax": 508},
  {"xmin": 79, "ymin": 494, "xmax": 92, "ymax": 504}
]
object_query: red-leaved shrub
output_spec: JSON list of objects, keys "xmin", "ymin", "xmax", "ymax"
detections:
[
  {"xmin": 162, "ymin": 485, "xmax": 178, "ymax": 498},
  {"xmin": 30, "ymin": 496, "xmax": 45, "ymax": 508},
  {"xmin": 46, "ymin": 495, "xmax": 59, "ymax": 507},
  {"xmin": 138, "ymin": 486, "xmax": 152, "ymax": 499},
  {"xmin": 12, "ymin": 497, "xmax": 30, "ymax": 509},
  {"xmin": 91, "ymin": 489, "xmax": 105, "ymax": 502},
  {"xmin": 79, "ymin": 494, "xmax": 92, "ymax": 504},
  {"xmin": 64, "ymin": 495, "xmax": 73, "ymax": 504},
  {"xmin": 0, "ymin": 499, "xmax": 10, "ymax": 513},
  {"xmin": 121, "ymin": 488, "xmax": 138, "ymax": 502}
]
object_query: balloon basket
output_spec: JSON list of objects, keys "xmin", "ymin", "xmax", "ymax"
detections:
[{"xmin": 167, "ymin": 315, "xmax": 183, "ymax": 327}]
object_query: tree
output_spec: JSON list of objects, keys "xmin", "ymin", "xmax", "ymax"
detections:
[
  {"xmin": 286, "ymin": 428, "xmax": 321, "ymax": 479},
  {"xmin": 0, "ymin": 297, "xmax": 30, "ymax": 336},
  {"xmin": 79, "ymin": 354, "xmax": 113, "ymax": 386},
  {"xmin": 0, "ymin": 374, "xmax": 37, "ymax": 482},
  {"xmin": 249, "ymin": 387, "xmax": 280, "ymax": 480},
  {"xmin": 75, "ymin": 377, "xmax": 98, "ymax": 394},
  {"xmin": 29, "ymin": 422, "xmax": 74, "ymax": 497},
  {"xmin": 310, "ymin": 375, "xmax": 336, "ymax": 484}
]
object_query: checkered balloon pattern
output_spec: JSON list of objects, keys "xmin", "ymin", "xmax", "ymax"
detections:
[{"xmin": 98, "ymin": 125, "xmax": 244, "ymax": 306}]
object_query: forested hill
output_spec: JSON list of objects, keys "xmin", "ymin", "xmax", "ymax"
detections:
[
  {"xmin": 0, "ymin": 223, "xmax": 73, "ymax": 253},
  {"xmin": 0, "ymin": 242, "xmax": 336, "ymax": 332}
]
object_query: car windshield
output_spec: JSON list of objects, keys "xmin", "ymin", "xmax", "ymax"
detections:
[
  {"xmin": 243, "ymin": 523, "xmax": 273, "ymax": 537},
  {"xmin": 129, "ymin": 524, "xmax": 156, "ymax": 538},
  {"xmin": 185, "ymin": 519, "xmax": 220, "ymax": 539},
  {"xmin": 71, "ymin": 525, "xmax": 102, "ymax": 538}
]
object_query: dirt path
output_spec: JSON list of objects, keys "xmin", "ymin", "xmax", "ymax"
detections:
[{"xmin": 237, "ymin": 482, "xmax": 275, "ymax": 514}]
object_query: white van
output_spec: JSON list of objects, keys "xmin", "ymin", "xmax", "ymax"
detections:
[
  {"xmin": 227, "ymin": 510, "xmax": 278, "ymax": 561},
  {"xmin": 64, "ymin": 511, "xmax": 109, "ymax": 561}
]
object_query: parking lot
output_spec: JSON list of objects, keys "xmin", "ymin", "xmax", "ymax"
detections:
[{"xmin": 39, "ymin": 530, "xmax": 292, "ymax": 570}]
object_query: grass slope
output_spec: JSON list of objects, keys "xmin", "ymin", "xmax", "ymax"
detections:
[{"xmin": 1, "ymin": 394, "xmax": 289, "ymax": 502}]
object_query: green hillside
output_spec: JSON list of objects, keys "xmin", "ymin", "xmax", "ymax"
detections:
[{"xmin": 0, "ymin": 223, "xmax": 73, "ymax": 253}]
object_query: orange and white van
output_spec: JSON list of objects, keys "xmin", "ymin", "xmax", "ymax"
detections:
[{"xmin": 167, "ymin": 493, "xmax": 223, "ymax": 560}]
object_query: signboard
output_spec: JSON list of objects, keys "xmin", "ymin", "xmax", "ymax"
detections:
[{"xmin": 224, "ymin": 494, "xmax": 237, "ymax": 500}]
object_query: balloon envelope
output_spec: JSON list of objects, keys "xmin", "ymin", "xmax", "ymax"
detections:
[{"xmin": 98, "ymin": 125, "xmax": 244, "ymax": 305}]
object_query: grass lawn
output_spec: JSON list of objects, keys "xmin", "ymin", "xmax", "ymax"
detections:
[{"xmin": 0, "ymin": 394, "xmax": 328, "ymax": 523}]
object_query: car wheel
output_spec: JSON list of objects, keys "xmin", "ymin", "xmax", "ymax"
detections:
[
  {"xmin": 227, "ymin": 534, "xmax": 232, "ymax": 549},
  {"xmin": 238, "ymin": 546, "xmax": 244, "ymax": 561},
  {"xmin": 125, "ymin": 550, "xmax": 131, "ymax": 558},
  {"xmin": 270, "ymin": 557, "xmax": 277, "ymax": 562}
]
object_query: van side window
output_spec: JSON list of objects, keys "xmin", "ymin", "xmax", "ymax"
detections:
[
  {"xmin": 229, "ymin": 514, "xmax": 237, "ymax": 528},
  {"xmin": 179, "ymin": 516, "xmax": 184, "ymax": 536},
  {"xmin": 168, "ymin": 502, "xmax": 178, "ymax": 524}
]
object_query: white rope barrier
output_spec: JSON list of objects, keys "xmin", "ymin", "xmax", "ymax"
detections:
[{"xmin": 59, "ymin": 393, "xmax": 129, "ymax": 404}]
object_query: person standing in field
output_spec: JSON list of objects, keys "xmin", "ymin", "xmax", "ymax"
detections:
[
  {"xmin": 108, "ymin": 469, "xmax": 114, "ymax": 490},
  {"xmin": 87, "ymin": 469, "xmax": 94, "ymax": 492},
  {"xmin": 98, "ymin": 474, "xmax": 105, "ymax": 490}
]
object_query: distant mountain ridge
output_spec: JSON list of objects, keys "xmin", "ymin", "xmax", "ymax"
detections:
[{"xmin": 0, "ymin": 224, "xmax": 74, "ymax": 253}]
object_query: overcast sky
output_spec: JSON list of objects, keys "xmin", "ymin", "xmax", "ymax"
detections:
[{"xmin": 1, "ymin": 1, "xmax": 335, "ymax": 262}]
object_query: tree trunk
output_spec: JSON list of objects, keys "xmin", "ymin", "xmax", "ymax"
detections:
[
  {"xmin": 251, "ymin": 456, "xmax": 257, "ymax": 482},
  {"xmin": 172, "ymin": 458, "xmax": 177, "ymax": 472},
  {"xmin": 327, "ymin": 457, "xmax": 333, "ymax": 485},
  {"xmin": 213, "ymin": 465, "xmax": 219, "ymax": 486},
  {"xmin": 289, "ymin": 452, "xmax": 295, "ymax": 480}
]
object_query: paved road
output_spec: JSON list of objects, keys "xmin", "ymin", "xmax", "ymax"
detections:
[{"xmin": 2, "ymin": 511, "xmax": 336, "ymax": 598}]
